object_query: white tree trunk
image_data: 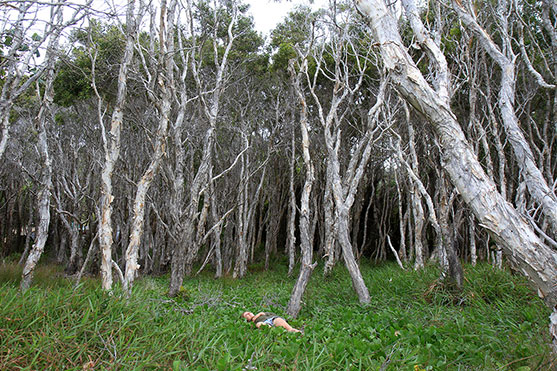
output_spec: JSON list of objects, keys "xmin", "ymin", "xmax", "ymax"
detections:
[
  {"xmin": 287, "ymin": 59, "xmax": 317, "ymax": 318},
  {"xmin": 469, "ymin": 214, "xmax": 477, "ymax": 266},
  {"xmin": 123, "ymin": 0, "xmax": 174, "ymax": 294},
  {"xmin": 452, "ymin": 1, "xmax": 557, "ymax": 233},
  {"xmin": 20, "ymin": 2, "xmax": 65, "ymax": 291},
  {"xmin": 323, "ymin": 164, "xmax": 337, "ymax": 276},
  {"xmin": 0, "ymin": 114, "xmax": 9, "ymax": 160},
  {"xmin": 394, "ymin": 171, "xmax": 407, "ymax": 263},
  {"xmin": 287, "ymin": 129, "xmax": 297, "ymax": 276},
  {"xmin": 355, "ymin": 0, "xmax": 557, "ymax": 306},
  {"xmin": 98, "ymin": 0, "xmax": 140, "ymax": 291},
  {"xmin": 0, "ymin": 1, "xmax": 59, "ymax": 160},
  {"xmin": 169, "ymin": 1, "xmax": 238, "ymax": 294}
]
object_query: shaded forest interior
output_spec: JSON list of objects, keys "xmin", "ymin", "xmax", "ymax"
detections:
[{"xmin": 1, "ymin": 0, "xmax": 557, "ymax": 334}]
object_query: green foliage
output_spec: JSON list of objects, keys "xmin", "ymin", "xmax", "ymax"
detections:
[
  {"xmin": 269, "ymin": 6, "xmax": 315, "ymax": 73},
  {"xmin": 0, "ymin": 263, "xmax": 553, "ymax": 369},
  {"xmin": 53, "ymin": 20, "xmax": 125, "ymax": 107}
]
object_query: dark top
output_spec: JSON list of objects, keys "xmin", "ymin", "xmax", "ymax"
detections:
[{"xmin": 253, "ymin": 312, "xmax": 277, "ymax": 324}]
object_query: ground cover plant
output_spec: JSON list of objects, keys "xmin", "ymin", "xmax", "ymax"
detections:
[{"xmin": 0, "ymin": 262, "xmax": 554, "ymax": 370}]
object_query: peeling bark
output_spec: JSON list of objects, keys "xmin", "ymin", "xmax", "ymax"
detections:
[
  {"xmin": 287, "ymin": 59, "xmax": 317, "ymax": 318},
  {"xmin": 20, "ymin": 2, "xmax": 65, "ymax": 291},
  {"xmin": 123, "ymin": 0, "xmax": 176, "ymax": 294},
  {"xmin": 355, "ymin": 0, "xmax": 557, "ymax": 307},
  {"xmin": 452, "ymin": 0, "xmax": 557, "ymax": 233},
  {"xmin": 98, "ymin": 0, "xmax": 141, "ymax": 291}
]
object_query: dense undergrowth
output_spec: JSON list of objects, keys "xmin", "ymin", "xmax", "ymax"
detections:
[{"xmin": 0, "ymin": 261, "xmax": 555, "ymax": 370}]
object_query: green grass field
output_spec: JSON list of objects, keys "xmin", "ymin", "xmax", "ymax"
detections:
[{"xmin": 0, "ymin": 262, "xmax": 554, "ymax": 370}]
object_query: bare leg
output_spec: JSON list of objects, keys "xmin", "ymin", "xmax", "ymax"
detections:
[{"xmin": 273, "ymin": 317, "xmax": 301, "ymax": 333}]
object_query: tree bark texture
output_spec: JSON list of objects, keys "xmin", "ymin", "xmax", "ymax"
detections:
[
  {"xmin": 99, "ymin": 0, "xmax": 139, "ymax": 291},
  {"xmin": 355, "ymin": 0, "xmax": 557, "ymax": 307},
  {"xmin": 287, "ymin": 59, "xmax": 317, "ymax": 318},
  {"xmin": 20, "ymin": 3, "xmax": 65, "ymax": 291},
  {"xmin": 169, "ymin": 1, "xmax": 238, "ymax": 294},
  {"xmin": 452, "ymin": 1, "xmax": 557, "ymax": 233},
  {"xmin": 287, "ymin": 128, "xmax": 297, "ymax": 276},
  {"xmin": 123, "ymin": 0, "xmax": 174, "ymax": 294}
]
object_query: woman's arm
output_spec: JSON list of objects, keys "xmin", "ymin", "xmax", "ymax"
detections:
[{"xmin": 252, "ymin": 312, "xmax": 266, "ymax": 322}]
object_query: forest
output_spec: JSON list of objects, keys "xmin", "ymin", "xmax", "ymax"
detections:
[{"xmin": 1, "ymin": 0, "xmax": 557, "ymax": 368}]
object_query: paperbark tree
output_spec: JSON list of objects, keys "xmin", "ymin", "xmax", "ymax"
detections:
[
  {"xmin": 322, "ymin": 161, "xmax": 338, "ymax": 276},
  {"xmin": 451, "ymin": 0, "xmax": 557, "ymax": 234},
  {"xmin": 233, "ymin": 145, "xmax": 264, "ymax": 279},
  {"xmin": 98, "ymin": 0, "xmax": 143, "ymax": 291},
  {"xmin": 123, "ymin": 0, "xmax": 176, "ymax": 294},
  {"xmin": 21, "ymin": 2, "xmax": 67, "ymax": 290},
  {"xmin": 169, "ymin": 0, "xmax": 239, "ymax": 296},
  {"xmin": 405, "ymin": 119, "xmax": 426, "ymax": 270},
  {"xmin": 305, "ymin": 19, "xmax": 390, "ymax": 304},
  {"xmin": 0, "ymin": 2, "xmax": 55, "ymax": 160},
  {"xmin": 287, "ymin": 58, "xmax": 317, "ymax": 318},
  {"xmin": 354, "ymin": 0, "xmax": 557, "ymax": 306},
  {"xmin": 286, "ymin": 128, "xmax": 297, "ymax": 276}
]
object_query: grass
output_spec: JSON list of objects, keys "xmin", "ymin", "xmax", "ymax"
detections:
[{"xmin": 0, "ymin": 261, "xmax": 555, "ymax": 370}]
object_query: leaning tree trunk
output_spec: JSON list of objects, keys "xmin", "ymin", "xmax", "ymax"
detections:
[
  {"xmin": 287, "ymin": 59, "xmax": 317, "ymax": 318},
  {"xmin": 306, "ymin": 29, "xmax": 382, "ymax": 304},
  {"xmin": 20, "ymin": 3, "xmax": 65, "ymax": 291},
  {"xmin": 452, "ymin": 0, "xmax": 557, "ymax": 234},
  {"xmin": 21, "ymin": 113, "xmax": 53, "ymax": 291},
  {"xmin": 355, "ymin": 0, "xmax": 557, "ymax": 306}
]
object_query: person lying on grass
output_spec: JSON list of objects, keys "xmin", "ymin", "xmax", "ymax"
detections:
[{"xmin": 242, "ymin": 311, "xmax": 301, "ymax": 333}]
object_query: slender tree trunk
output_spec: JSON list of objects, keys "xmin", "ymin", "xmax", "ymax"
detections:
[
  {"xmin": 405, "ymin": 119, "xmax": 426, "ymax": 270},
  {"xmin": 20, "ymin": 3, "xmax": 63, "ymax": 291},
  {"xmin": 264, "ymin": 191, "xmax": 281, "ymax": 270},
  {"xmin": 67, "ymin": 228, "xmax": 81, "ymax": 274},
  {"xmin": 209, "ymin": 178, "xmax": 223, "ymax": 278},
  {"xmin": 124, "ymin": 0, "xmax": 173, "ymax": 291},
  {"xmin": 287, "ymin": 129, "xmax": 297, "ymax": 276},
  {"xmin": 169, "ymin": 1, "xmax": 238, "ymax": 294},
  {"xmin": 233, "ymin": 152, "xmax": 249, "ymax": 279},
  {"xmin": 21, "ymin": 124, "xmax": 52, "ymax": 290},
  {"xmin": 287, "ymin": 59, "xmax": 317, "ymax": 318},
  {"xmin": 438, "ymin": 177, "xmax": 463, "ymax": 289},
  {"xmin": 394, "ymin": 170, "xmax": 407, "ymax": 262},
  {"xmin": 323, "ymin": 165, "xmax": 337, "ymax": 276},
  {"xmin": 18, "ymin": 199, "xmax": 35, "ymax": 266},
  {"xmin": 98, "ymin": 0, "xmax": 139, "ymax": 291},
  {"xmin": 311, "ymin": 48, "xmax": 381, "ymax": 305},
  {"xmin": 0, "ymin": 114, "xmax": 9, "ymax": 160},
  {"xmin": 469, "ymin": 214, "xmax": 477, "ymax": 266},
  {"xmin": 75, "ymin": 229, "xmax": 99, "ymax": 287},
  {"xmin": 0, "ymin": 1, "xmax": 54, "ymax": 161},
  {"xmin": 233, "ymin": 154, "xmax": 264, "ymax": 279}
]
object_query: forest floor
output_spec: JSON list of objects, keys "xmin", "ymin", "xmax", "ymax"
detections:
[{"xmin": 0, "ymin": 260, "xmax": 555, "ymax": 370}]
